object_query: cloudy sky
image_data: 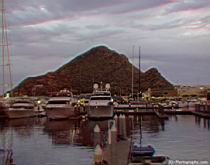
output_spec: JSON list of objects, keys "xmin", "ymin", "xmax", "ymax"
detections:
[{"xmin": 1, "ymin": 0, "xmax": 210, "ymax": 89}]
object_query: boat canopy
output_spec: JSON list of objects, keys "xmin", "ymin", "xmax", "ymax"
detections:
[
  {"xmin": 131, "ymin": 144, "xmax": 155, "ymax": 156},
  {"xmin": 47, "ymin": 100, "xmax": 70, "ymax": 104},
  {"xmin": 90, "ymin": 96, "xmax": 111, "ymax": 100},
  {"xmin": 93, "ymin": 91, "xmax": 111, "ymax": 96}
]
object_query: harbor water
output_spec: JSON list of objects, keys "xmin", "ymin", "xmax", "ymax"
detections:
[{"xmin": 0, "ymin": 114, "xmax": 210, "ymax": 165}]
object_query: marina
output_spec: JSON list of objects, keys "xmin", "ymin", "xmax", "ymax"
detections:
[
  {"xmin": 1, "ymin": 93, "xmax": 210, "ymax": 164},
  {"xmin": 0, "ymin": 114, "xmax": 210, "ymax": 165},
  {"xmin": 1, "ymin": 0, "xmax": 210, "ymax": 164}
]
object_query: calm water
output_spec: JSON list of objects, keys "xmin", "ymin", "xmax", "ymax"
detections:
[{"xmin": 0, "ymin": 115, "xmax": 210, "ymax": 165}]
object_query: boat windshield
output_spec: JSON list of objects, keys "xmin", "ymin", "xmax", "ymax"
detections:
[
  {"xmin": 15, "ymin": 101, "xmax": 32, "ymax": 104},
  {"xmin": 90, "ymin": 97, "xmax": 111, "ymax": 100},
  {"xmin": 93, "ymin": 92, "xmax": 111, "ymax": 96},
  {"xmin": 11, "ymin": 106, "xmax": 34, "ymax": 109},
  {"xmin": 48, "ymin": 100, "xmax": 69, "ymax": 104}
]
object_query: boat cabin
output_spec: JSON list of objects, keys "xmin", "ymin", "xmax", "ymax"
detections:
[{"xmin": 47, "ymin": 97, "xmax": 72, "ymax": 105}]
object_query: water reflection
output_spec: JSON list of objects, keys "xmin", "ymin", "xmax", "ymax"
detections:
[
  {"xmin": 80, "ymin": 119, "xmax": 114, "ymax": 147},
  {"xmin": 195, "ymin": 116, "xmax": 210, "ymax": 130},
  {"xmin": 0, "ymin": 115, "xmax": 209, "ymax": 165},
  {"xmin": 44, "ymin": 120, "xmax": 80, "ymax": 145},
  {"xmin": 5, "ymin": 118, "xmax": 37, "ymax": 137}
]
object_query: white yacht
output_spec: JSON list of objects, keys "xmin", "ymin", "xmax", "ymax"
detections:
[
  {"xmin": 5, "ymin": 98, "xmax": 35, "ymax": 119},
  {"xmin": 46, "ymin": 96, "xmax": 77, "ymax": 120},
  {"xmin": 87, "ymin": 83, "xmax": 114, "ymax": 119}
]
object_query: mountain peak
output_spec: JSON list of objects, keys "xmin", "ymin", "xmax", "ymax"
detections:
[
  {"xmin": 145, "ymin": 67, "xmax": 159, "ymax": 75},
  {"xmin": 86, "ymin": 45, "xmax": 116, "ymax": 56},
  {"xmin": 90, "ymin": 45, "xmax": 111, "ymax": 51},
  {"xmin": 13, "ymin": 46, "xmax": 175, "ymax": 96}
]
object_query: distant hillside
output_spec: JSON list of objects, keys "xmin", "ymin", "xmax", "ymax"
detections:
[{"xmin": 13, "ymin": 46, "xmax": 176, "ymax": 96}]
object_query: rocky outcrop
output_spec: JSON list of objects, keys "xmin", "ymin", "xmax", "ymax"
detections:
[{"xmin": 13, "ymin": 46, "xmax": 175, "ymax": 96}]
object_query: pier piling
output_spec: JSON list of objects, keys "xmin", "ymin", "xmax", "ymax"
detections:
[
  {"xmin": 93, "ymin": 144, "xmax": 103, "ymax": 165},
  {"xmin": 94, "ymin": 124, "xmax": 101, "ymax": 147}
]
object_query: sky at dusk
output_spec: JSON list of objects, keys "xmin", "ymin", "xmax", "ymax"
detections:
[{"xmin": 1, "ymin": 0, "xmax": 210, "ymax": 89}]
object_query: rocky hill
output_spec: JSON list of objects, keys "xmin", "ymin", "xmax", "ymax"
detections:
[{"xmin": 13, "ymin": 46, "xmax": 176, "ymax": 96}]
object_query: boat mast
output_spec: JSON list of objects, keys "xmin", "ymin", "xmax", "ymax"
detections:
[
  {"xmin": 131, "ymin": 45, "xmax": 134, "ymax": 99},
  {"xmin": 0, "ymin": 0, "xmax": 13, "ymax": 95},
  {"xmin": 138, "ymin": 46, "xmax": 141, "ymax": 100},
  {"xmin": 139, "ymin": 116, "xmax": 142, "ymax": 146}
]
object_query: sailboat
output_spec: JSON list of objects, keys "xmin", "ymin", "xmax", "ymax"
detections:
[
  {"xmin": 128, "ymin": 46, "xmax": 148, "ymax": 109},
  {"xmin": 128, "ymin": 117, "xmax": 169, "ymax": 165},
  {"xmin": 131, "ymin": 46, "xmax": 142, "ymax": 101},
  {"xmin": 0, "ymin": 0, "xmax": 13, "ymax": 117},
  {"xmin": 0, "ymin": 0, "xmax": 15, "ymax": 163}
]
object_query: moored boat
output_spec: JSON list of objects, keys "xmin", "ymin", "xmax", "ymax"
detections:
[
  {"xmin": 5, "ymin": 98, "xmax": 35, "ymax": 119},
  {"xmin": 87, "ymin": 83, "xmax": 114, "ymax": 119},
  {"xmin": 128, "ymin": 141, "xmax": 169, "ymax": 165},
  {"xmin": 131, "ymin": 143, "xmax": 155, "ymax": 157},
  {"xmin": 0, "ymin": 99, "xmax": 8, "ymax": 118},
  {"xmin": 45, "ymin": 96, "xmax": 77, "ymax": 120},
  {"xmin": 128, "ymin": 117, "xmax": 169, "ymax": 165},
  {"xmin": 34, "ymin": 99, "xmax": 46, "ymax": 117},
  {"xmin": 128, "ymin": 155, "xmax": 169, "ymax": 165}
]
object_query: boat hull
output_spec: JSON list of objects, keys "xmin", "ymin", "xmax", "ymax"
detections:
[
  {"xmin": 46, "ymin": 107, "xmax": 75, "ymax": 120},
  {"xmin": 128, "ymin": 156, "xmax": 169, "ymax": 165},
  {"xmin": 87, "ymin": 105, "xmax": 114, "ymax": 119},
  {"xmin": 5, "ymin": 109, "xmax": 35, "ymax": 119},
  {"xmin": 0, "ymin": 102, "xmax": 8, "ymax": 118}
]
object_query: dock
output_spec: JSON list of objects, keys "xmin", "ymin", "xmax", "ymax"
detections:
[
  {"xmin": 164, "ymin": 109, "xmax": 193, "ymax": 115},
  {"xmin": 114, "ymin": 102, "xmax": 210, "ymax": 119},
  {"xmin": 114, "ymin": 109, "xmax": 169, "ymax": 120},
  {"xmin": 114, "ymin": 104, "xmax": 154, "ymax": 110},
  {"xmin": 114, "ymin": 103, "xmax": 170, "ymax": 120},
  {"xmin": 103, "ymin": 140, "xmax": 130, "ymax": 165},
  {"xmin": 114, "ymin": 109, "xmax": 154, "ymax": 116},
  {"xmin": 92, "ymin": 121, "xmax": 131, "ymax": 165},
  {"xmin": 191, "ymin": 111, "xmax": 210, "ymax": 119},
  {"xmin": 194, "ymin": 104, "xmax": 210, "ymax": 119}
]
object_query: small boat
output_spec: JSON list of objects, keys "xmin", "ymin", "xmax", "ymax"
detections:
[
  {"xmin": 34, "ymin": 105, "xmax": 46, "ymax": 117},
  {"xmin": 131, "ymin": 143, "xmax": 155, "ymax": 156},
  {"xmin": 160, "ymin": 101, "xmax": 179, "ymax": 109},
  {"xmin": 87, "ymin": 83, "xmax": 114, "ymax": 119},
  {"xmin": 34, "ymin": 100, "xmax": 46, "ymax": 117},
  {"xmin": 0, "ymin": 101, "xmax": 7, "ymax": 118},
  {"xmin": 45, "ymin": 96, "xmax": 76, "ymax": 120},
  {"xmin": 128, "ymin": 155, "xmax": 169, "ymax": 165},
  {"xmin": 128, "ymin": 117, "xmax": 169, "ymax": 165},
  {"xmin": 5, "ymin": 98, "xmax": 35, "ymax": 119},
  {"xmin": 128, "ymin": 142, "xmax": 169, "ymax": 165}
]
